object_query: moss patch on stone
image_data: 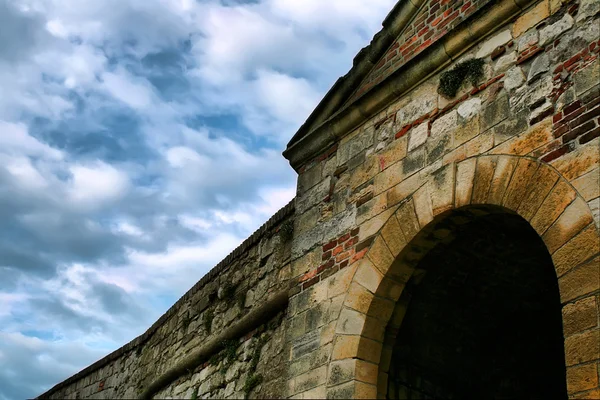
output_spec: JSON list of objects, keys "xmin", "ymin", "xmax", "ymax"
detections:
[
  {"xmin": 438, "ymin": 58, "xmax": 485, "ymax": 98},
  {"xmin": 243, "ymin": 374, "xmax": 263, "ymax": 398},
  {"xmin": 279, "ymin": 220, "xmax": 294, "ymax": 242},
  {"xmin": 204, "ymin": 309, "xmax": 214, "ymax": 333}
]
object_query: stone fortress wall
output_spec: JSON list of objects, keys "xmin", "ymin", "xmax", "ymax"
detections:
[
  {"xmin": 40, "ymin": 202, "xmax": 295, "ymax": 399},
  {"xmin": 40, "ymin": 0, "xmax": 600, "ymax": 398}
]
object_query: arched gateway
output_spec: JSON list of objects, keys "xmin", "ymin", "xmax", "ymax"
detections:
[
  {"xmin": 40, "ymin": 0, "xmax": 600, "ymax": 399},
  {"xmin": 326, "ymin": 155, "xmax": 599, "ymax": 399}
]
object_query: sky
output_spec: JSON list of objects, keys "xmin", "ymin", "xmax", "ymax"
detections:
[{"xmin": 0, "ymin": 0, "xmax": 396, "ymax": 398}]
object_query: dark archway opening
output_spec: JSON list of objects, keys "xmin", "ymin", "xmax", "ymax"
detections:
[{"xmin": 386, "ymin": 212, "xmax": 567, "ymax": 399}]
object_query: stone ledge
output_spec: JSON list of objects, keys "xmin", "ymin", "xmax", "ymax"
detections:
[{"xmin": 38, "ymin": 199, "xmax": 296, "ymax": 399}]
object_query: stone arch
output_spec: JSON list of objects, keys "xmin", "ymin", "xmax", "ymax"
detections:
[{"xmin": 326, "ymin": 154, "xmax": 600, "ymax": 399}]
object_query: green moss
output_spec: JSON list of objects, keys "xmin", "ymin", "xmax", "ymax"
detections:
[
  {"xmin": 249, "ymin": 335, "xmax": 268, "ymax": 372},
  {"xmin": 209, "ymin": 353, "xmax": 221, "ymax": 366},
  {"xmin": 222, "ymin": 339, "xmax": 238, "ymax": 365},
  {"xmin": 236, "ymin": 291, "xmax": 246, "ymax": 309},
  {"xmin": 243, "ymin": 374, "xmax": 263, "ymax": 398},
  {"xmin": 181, "ymin": 312, "xmax": 191, "ymax": 332},
  {"xmin": 209, "ymin": 339, "xmax": 238, "ymax": 371},
  {"xmin": 438, "ymin": 58, "xmax": 485, "ymax": 98},
  {"xmin": 190, "ymin": 386, "xmax": 198, "ymax": 400},
  {"xmin": 221, "ymin": 281, "xmax": 236, "ymax": 299},
  {"xmin": 279, "ymin": 220, "xmax": 294, "ymax": 242},
  {"xmin": 204, "ymin": 309, "xmax": 214, "ymax": 333}
]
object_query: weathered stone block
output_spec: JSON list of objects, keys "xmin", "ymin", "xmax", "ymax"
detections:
[
  {"xmin": 539, "ymin": 12, "xmax": 574, "ymax": 46},
  {"xmin": 431, "ymin": 110, "xmax": 458, "ymax": 139},
  {"xmin": 373, "ymin": 160, "xmax": 405, "ymax": 195},
  {"xmin": 429, "ymin": 163, "xmax": 455, "ymax": 216},
  {"xmin": 395, "ymin": 82, "xmax": 438, "ymax": 126},
  {"xmin": 379, "ymin": 135, "xmax": 408, "ymax": 168},
  {"xmin": 472, "ymin": 156, "xmax": 498, "ymax": 204},
  {"xmin": 553, "ymin": 222, "xmax": 599, "ymax": 277},
  {"xmin": 512, "ymin": 1, "xmax": 550, "ymax": 38},
  {"xmin": 564, "ymin": 329, "xmax": 600, "ymax": 366},
  {"xmin": 517, "ymin": 28, "xmax": 539, "ymax": 52},
  {"xmin": 331, "ymin": 335, "xmax": 360, "ymax": 361},
  {"xmin": 337, "ymin": 128, "xmax": 375, "ymax": 166},
  {"xmin": 511, "ymin": 75, "xmax": 553, "ymax": 111},
  {"xmin": 293, "ymin": 365, "xmax": 327, "ymax": 394},
  {"xmin": 367, "ymin": 235, "xmax": 394, "ymax": 275},
  {"xmin": 567, "ymin": 363, "xmax": 599, "ymax": 394},
  {"xmin": 559, "ymin": 256, "xmax": 600, "ymax": 303},
  {"xmin": 426, "ymin": 126, "xmax": 453, "ymax": 164},
  {"xmin": 466, "ymin": 129, "xmax": 494, "ymax": 156},
  {"xmin": 455, "ymin": 158, "xmax": 477, "ymax": 208},
  {"xmin": 345, "ymin": 282, "xmax": 375, "ymax": 316},
  {"xmin": 562, "ymin": 296, "xmax": 598, "ymax": 337},
  {"xmin": 527, "ymin": 53, "xmax": 549, "ymax": 83},
  {"xmin": 350, "ymin": 156, "xmax": 379, "ymax": 191},
  {"xmin": 355, "ymin": 360, "xmax": 378, "ymax": 385},
  {"xmin": 501, "ymin": 117, "xmax": 554, "ymax": 156},
  {"xmin": 516, "ymin": 163, "xmax": 559, "ymax": 220},
  {"xmin": 408, "ymin": 122, "xmax": 428, "ymax": 151},
  {"xmin": 328, "ymin": 358, "xmax": 357, "ymax": 387},
  {"xmin": 576, "ymin": 0, "xmax": 600, "ymax": 21},
  {"xmin": 481, "ymin": 92, "xmax": 510, "ymax": 132},
  {"xmin": 298, "ymin": 163, "xmax": 324, "ymax": 193},
  {"xmin": 530, "ymin": 179, "xmax": 577, "ymax": 234},
  {"xmin": 358, "ymin": 206, "xmax": 398, "ymax": 241},
  {"xmin": 494, "ymin": 51, "xmax": 517, "ymax": 73},
  {"xmin": 542, "ymin": 197, "xmax": 594, "ymax": 254},
  {"xmin": 327, "ymin": 263, "xmax": 358, "ymax": 299},
  {"xmin": 455, "ymin": 114, "xmax": 481, "ymax": 148},
  {"xmin": 355, "ymin": 381, "xmax": 378, "ymax": 399},
  {"xmin": 380, "ymin": 214, "xmax": 407, "ymax": 257},
  {"xmin": 354, "ymin": 259, "xmax": 383, "ymax": 294},
  {"xmin": 386, "ymin": 172, "xmax": 421, "ymax": 207},
  {"xmin": 572, "ymin": 169, "xmax": 600, "ymax": 201},
  {"xmin": 300, "ymin": 384, "xmax": 326, "ymax": 398},
  {"xmin": 367, "ymin": 295, "xmax": 395, "ymax": 322},
  {"xmin": 476, "ymin": 29, "xmax": 513, "ymax": 58},
  {"xmin": 296, "ymin": 176, "xmax": 331, "ymax": 214},
  {"xmin": 504, "ymin": 66, "xmax": 526, "ymax": 91},
  {"xmin": 412, "ymin": 183, "xmax": 433, "ymax": 228},
  {"xmin": 502, "ymin": 158, "xmax": 539, "ymax": 213},
  {"xmin": 551, "ymin": 138, "xmax": 600, "ymax": 181},
  {"xmin": 488, "ymin": 156, "xmax": 519, "ymax": 205}
]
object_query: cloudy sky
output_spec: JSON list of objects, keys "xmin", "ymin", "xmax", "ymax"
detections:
[{"xmin": 0, "ymin": 0, "xmax": 396, "ymax": 398}]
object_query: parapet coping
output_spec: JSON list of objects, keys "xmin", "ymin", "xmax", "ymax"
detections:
[{"xmin": 38, "ymin": 199, "xmax": 296, "ymax": 398}]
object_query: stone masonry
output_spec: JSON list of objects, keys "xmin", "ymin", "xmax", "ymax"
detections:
[{"xmin": 40, "ymin": 0, "xmax": 600, "ymax": 398}]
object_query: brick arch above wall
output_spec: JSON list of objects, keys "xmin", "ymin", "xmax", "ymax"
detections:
[{"xmin": 325, "ymin": 154, "xmax": 600, "ymax": 399}]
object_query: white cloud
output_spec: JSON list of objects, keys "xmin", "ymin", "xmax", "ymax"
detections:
[
  {"xmin": 0, "ymin": 121, "xmax": 63, "ymax": 160},
  {"xmin": 252, "ymin": 69, "xmax": 321, "ymax": 127},
  {"xmin": 66, "ymin": 162, "xmax": 129, "ymax": 210},
  {"xmin": 4, "ymin": 156, "xmax": 49, "ymax": 191},
  {"xmin": 0, "ymin": 1, "xmax": 396, "ymax": 398},
  {"xmin": 101, "ymin": 70, "xmax": 154, "ymax": 110}
]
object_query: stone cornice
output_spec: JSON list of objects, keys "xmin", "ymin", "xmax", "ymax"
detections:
[
  {"xmin": 286, "ymin": 0, "xmax": 426, "ymax": 149},
  {"xmin": 283, "ymin": 0, "xmax": 537, "ymax": 172}
]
